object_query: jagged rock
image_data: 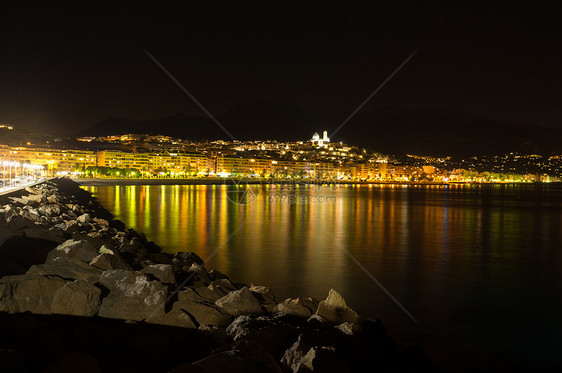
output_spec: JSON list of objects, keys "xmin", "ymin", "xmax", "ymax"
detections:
[
  {"xmin": 186, "ymin": 263, "xmax": 212, "ymax": 286},
  {"xmin": 211, "ymin": 278, "xmax": 238, "ymax": 293},
  {"xmin": 0, "ymin": 274, "xmax": 67, "ymax": 314},
  {"xmin": 64, "ymin": 221, "xmax": 80, "ymax": 234},
  {"xmin": 281, "ymin": 334, "xmax": 312, "ymax": 372},
  {"xmin": 298, "ymin": 346, "xmax": 350, "ymax": 373},
  {"xmin": 98, "ymin": 270, "xmax": 168, "ymax": 321},
  {"xmin": 307, "ymin": 314, "xmax": 329, "ymax": 327},
  {"xmin": 53, "ymin": 222, "xmax": 67, "ymax": 231},
  {"xmin": 173, "ymin": 299, "xmax": 232, "ymax": 327},
  {"xmin": 172, "ymin": 251, "xmax": 204, "ymax": 268},
  {"xmin": 99, "ymin": 245, "xmax": 114, "ymax": 255},
  {"xmin": 179, "ymin": 286, "xmax": 225, "ymax": 303},
  {"xmin": 92, "ymin": 217, "xmax": 109, "ymax": 227},
  {"xmin": 2, "ymin": 204, "xmax": 17, "ymax": 219},
  {"xmin": 90, "ymin": 253, "xmax": 132, "ymax": 271},
  {"xmin": 141, "ymin": 264, "xmax": 176, "ymax": 285},
  {"xmin": 46, "ymin": 239, "xmax": 99, "ymax": 263},
  {"xmin": 76, "ymin": 213, "xmax": 92, "ymax": 225},
  {"xmin": 250, "ymin": 285, "xmax": 277, "ymax": 305},
  {"xmin": 274, "ymin": 297, "xmax": 318, "ymax": 318},
  {"xmin": 6, "ymin": 214, "xmax": 36, "ymax": 230},
  {"xmin": 215, "ymin": 286, "xmax": 264, "ymax": 316},
  {"xmin": 47, "ymin": 194, "xmax": 59, "ymax": 204},
  {"xmin": 51, "ymin": 280, "xmax": 101, "ymax": 316},
  {"xmin": 146, "ymin": 307, "xmax": 198, "ymax": 329},
  {"xmin": 335, "ymin": 322, "xmax": 361, "ymax": 336},
  {"xmin": 27, "ymin": 256, "xmax": 103, "ymax": 284},
  {"xmin": 21, "ymin": 228, "xmax": 66, "ymax": 243},
  {"xmin": 315, "ymin": 289, "xmax": 360, "ymax": 324}
]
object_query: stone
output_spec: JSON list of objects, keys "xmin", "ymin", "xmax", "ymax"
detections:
[
  {"xmin": 99, "ymin": 245, "xmax": 115, "ymax": 255},
  {"xmin": 211, "ymin": 278, "xmax": 238, "ymax": 293},
  {"xmin": 98, "ymin": 270, "xmax": 168, "ymax": 321},
  {"xmin": 335, "ymin": 321, "xmax": 361, "ymax": 336},
  {"xmin": 92, "ymin": 217, "xmax": 109, "ymax": 227},
  {"xmin": 179, "ymin": 286, "xmax": 224, "ymax": 303},
  {"xmin": 281, "ymin": 334, "xmax": 311, "ymax": 372},
  {"xmin": 298, "ymin": 346, "xmax": 350, "ymax": 373},
  {"xmin": 249, "ymin": 284, "xmax": 278, "ymax": 305},
  {"xmin": 274, "ymin": 297, "xmax": 317, "ymax": 318},
  {"xmin": 76, "ymin": 213, "xmax": 91, "ymax": 225},
  {"xmin": 51, "ymin": 280, "xmax": 101, "ymax": 316},
  {"xmin": 315, "ymin": 289, "xmax": 360, "ymax": 324},
  {"xmin": 173, "ymin": 299, "xmax": 232, "ymax": 327},
  {"xmin": 215, "ymin": 286, "xmax": 264, "ymax": 316},
  {"xmin": 186, "ymin": 263, "xmax": 212, "ymax": 285},
  {"xmin": 0, "ymin": 274, "xmax": 67, "ymax": 314},
  {"xmin": 46, "ymin": 239, "xmax": 99, "ymax": 263},
  {"xmin": 146, "ymin": 307, "xmax": 198, "ymax": 329},
  {"xmin": 173, "ymin": 251, "xmax": 204, "ymax": 267},
  {"xmin": 90, "ymin": 253, "xmax": 132, "ymax": 271},
  {"xmin": 141, "ymin": 264, "xmax": 176, "ymax": 285},
  {"xmin": 27, "ymin": 256, "xmax": 103, "ymax": 284}
]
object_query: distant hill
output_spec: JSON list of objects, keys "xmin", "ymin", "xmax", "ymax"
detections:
[{"xmin": 79, "ymin": 102, "xmax": 562, "ymax": 156}]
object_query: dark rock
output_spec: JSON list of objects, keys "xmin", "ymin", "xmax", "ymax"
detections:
[
  {"xmin": 172, "ymin": 299, "xmax": 232, "ymax": 327},
  {"xmin": 27, "ymin": 256, "xmax": 103, "ymax": 284},
  {"xmin": 98, "ymin": 270, "xmax": 168, "ymax": 321},
  {"xmin": 141, "ymin": 264, "xmax": 176, "ymax": 285},
  {"xmin": 146, "ymin": 307, "xmax": 198, "ymax": 329},
  {"xmin": 173, "ymin": 251, "xmax": 204, "ymax": 267},
  {"xmin": 0, "ymin": 274, "xmax": 67, "ymax": 313},
  {"xmin": 298, "ymin": 346, "xmax": 350, "ymax": 373},
  {"xmin": 90, "ymin": 253, "xmax": 132, "ymax": 271},
  {"xmin": 215, "ymin": 286, "xmax": 264, "ymax": 316},
  {"xmin": 46, "ymin": 239, "xmax": 99, "ymax": 263},
  {"xmin": 51, "ymin": 280, "xmax": 101, "ymax": 316},
  {"xmin": 315, "ymin": 289, "xmax": 360, "ymax": 324},
  {"xmin": 274, "ymin": 297, "xmax": 318, "ymax": 318}
]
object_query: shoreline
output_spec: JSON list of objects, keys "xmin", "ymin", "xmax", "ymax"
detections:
[
  {"xmin": 73, "ymin": 177, "xmax": 544, "ymax": 187},
  {"xmin": 0, "ymin": 178, "xmax": 441, "ymax": 372}
]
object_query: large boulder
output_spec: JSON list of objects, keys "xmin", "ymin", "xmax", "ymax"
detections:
[
  {"xmin": 76, "ymin": 213, "xmax": 91, "ymax": 225},
  {"xmin": 98, "ymin": 270, "xmax": 168, "ymax": 321},
  {"xmin": 215, "ymin": 287, "xmax": 264, "ymax": 316},
  {"xmin": 315, "ymin": 289, "xmax": 360, "ymax": 324},
  {"xmin": 274, "ymin": 297, "xmax": 318, "ymax": 318},
  {"xmin": 298, "ymin": 346, "xmax": 350, "ymax": 373},
  {"xmin": 146, "ymin": 307, "xmax": 198, "ymax": 329},
  {"xmin": 27, "ymin": 256, "xmax": 103, "ymax": 284},
  {"xmin": 0, "ymin": 274, "xmax": 67, "ymax": 314},
  {"xmin": 172, "ymin": 299, "xmax": 232, "ymax": 327},
  {"xmin": 46, "ymin": 239, "xmax": 99, "ymax": 263},
  {"xmin": 141, "ymin": 264, "xmax": 176, "ymax": 285},
  {"xmin": 89, "ymin": 253, "xmax": 132, "ymax": 271},
  {"xmin": 51, "ymin": 280, "xmax": 102, "ymax": 316}
]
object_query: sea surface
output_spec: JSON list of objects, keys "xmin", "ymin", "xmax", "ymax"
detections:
[{"xmin": 82, "ymin": 183, "xmax": 562, "ymax": 371}]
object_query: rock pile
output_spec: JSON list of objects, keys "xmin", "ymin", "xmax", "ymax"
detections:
[{"xmin": 0, "ymin": 179, "xmax": 435, "ymax": 372}]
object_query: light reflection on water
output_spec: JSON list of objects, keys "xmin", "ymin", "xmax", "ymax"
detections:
[{"xmin": 83, "ymin": 183, "xmax": 562, "ymax": 371}]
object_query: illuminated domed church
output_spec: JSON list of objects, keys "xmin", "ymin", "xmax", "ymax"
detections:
[{"xmin": 311, "ymin": 130, "xmax": 330, "ymax": 147}]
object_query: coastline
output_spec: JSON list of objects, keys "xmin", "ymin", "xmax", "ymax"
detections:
[
  {"xmin": 73, "ymin": 177, "xmax": 540, "ymax": 187},
  {"xmin": 0, "ymin": 178, "xmax": 439, "ymax": 372}
]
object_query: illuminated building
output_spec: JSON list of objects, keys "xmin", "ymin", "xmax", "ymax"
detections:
[{"xmin": 2, "ymin": 147, "xmax": 96, "ymax": 171}]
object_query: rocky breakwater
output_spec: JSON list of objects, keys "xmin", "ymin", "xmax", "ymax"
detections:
[{"xmin": 0, "ymin": 178, "xmax": 435, "ymax": 372}]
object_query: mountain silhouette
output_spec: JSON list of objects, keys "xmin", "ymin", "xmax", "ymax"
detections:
[{"xmin": 80, "ymin": 102, "xmax": 562, "ymax": 156}]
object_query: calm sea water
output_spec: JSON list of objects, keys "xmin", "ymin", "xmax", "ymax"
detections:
[{"xmin": 82, "ymin": 183, "xmax": 562, "ymax": 371}]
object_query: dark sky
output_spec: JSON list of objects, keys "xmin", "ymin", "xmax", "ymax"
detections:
[{"xmin": 0, "ymin": 1, "xmax": 560, "ymax": 135}]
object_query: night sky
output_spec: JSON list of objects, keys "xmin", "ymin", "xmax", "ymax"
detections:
[{"xmin": 1, "ymin": 2, "xmax": 560, "ymax": 135}]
